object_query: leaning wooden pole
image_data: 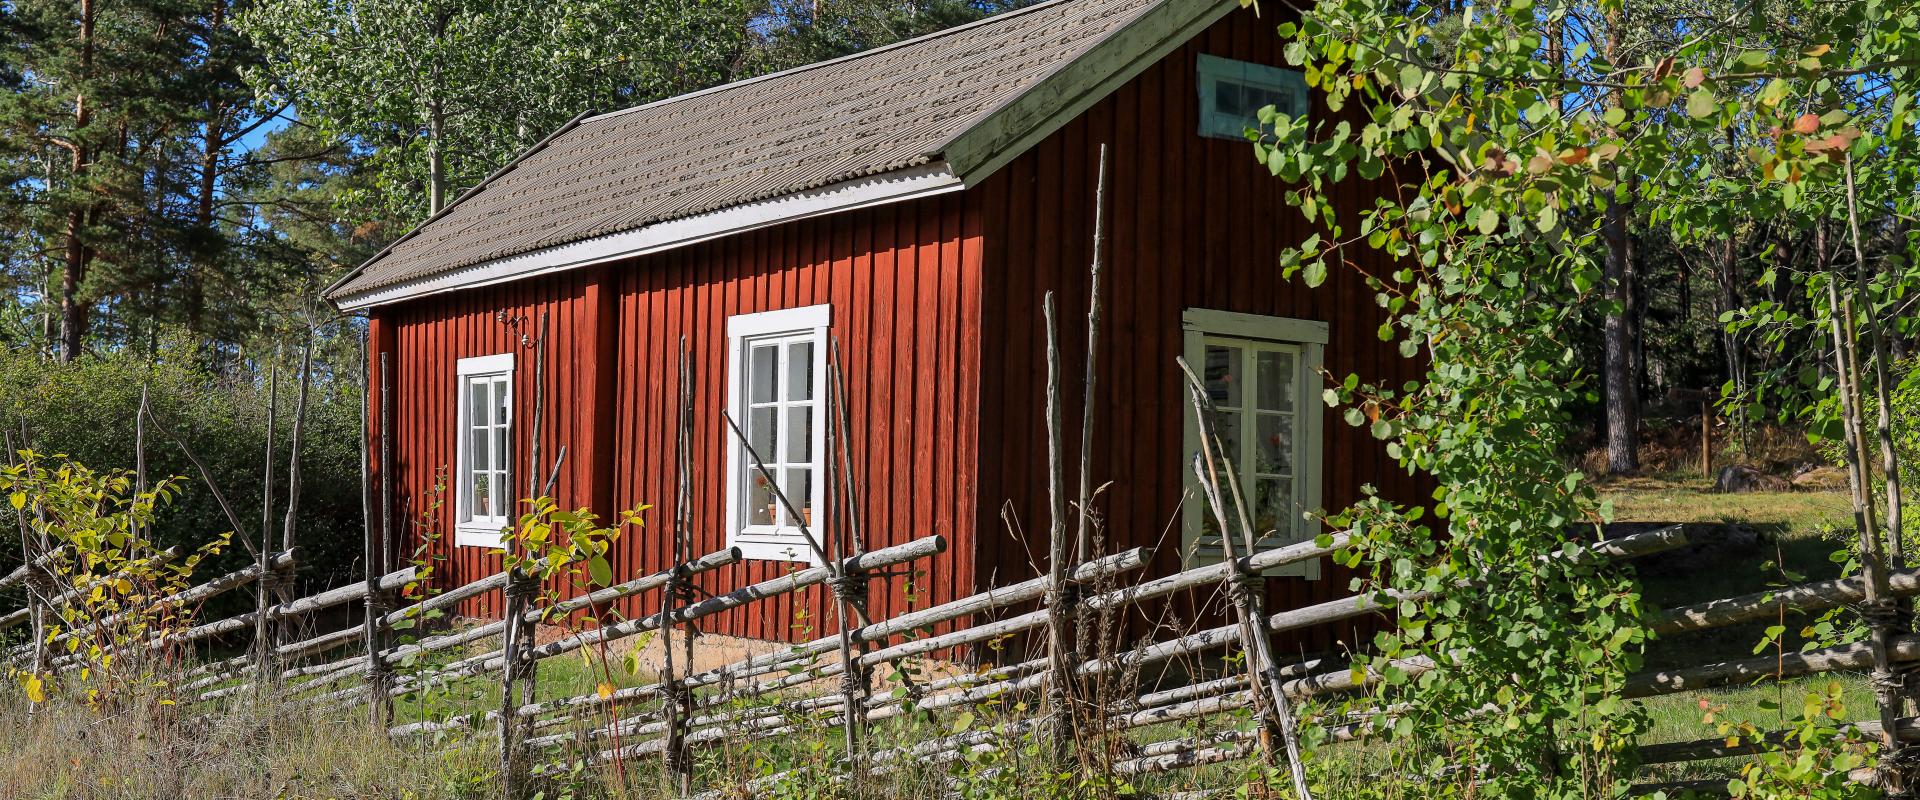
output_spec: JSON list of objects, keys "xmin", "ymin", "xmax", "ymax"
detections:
[
  {"xmin": 1178, "ymin": 357, "xmax": 1313, "ymax": 800},
  {"xmin": 720, "ymin": 410, "xmax": 872, "ymax": 767},
  {"xmin": 1073, "ymin": 144, "xmax": 1109, "ymax": 666},
  {"xmin": 1042, "ymin": 291, "xmax": 1079, "ymax": 765}
]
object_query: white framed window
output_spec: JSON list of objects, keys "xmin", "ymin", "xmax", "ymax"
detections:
[
  {"xmin": 1180, "ymin": 309, "xmax": 1326, "ymax": 578},
  {"xmin": 725, "ymin": 304, "xmax": 830, "ymax": 564},
  {"xmin": 1196, "ymin": 53, "xmax": 1309, "ymax": 141},
  {"xmin": 454, "ymin": 353, "xmax": 514, "ymax": 548}
]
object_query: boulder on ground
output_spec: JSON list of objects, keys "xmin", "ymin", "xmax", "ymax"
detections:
[
  {"xmin": 1714, "ymin": 464, "xmax": 1793, "ymax": 494},
  {"xmin": 1790, "ymin": 464, "xmax": 1848, "ymax": 491}
]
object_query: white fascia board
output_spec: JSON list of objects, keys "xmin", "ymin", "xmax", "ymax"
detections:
[
  {"xmin": 335, "ymin": 163, "xmax": 964, "ymax": 311},
  {"xmin": 944, "ymin": 0, "xmax": 1238, "ymax": 185}
]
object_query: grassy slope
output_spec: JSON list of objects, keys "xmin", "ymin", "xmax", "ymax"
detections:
[{"xmin": 1598, "ymin": 477, "xmax": 1870, "ymax": 784}]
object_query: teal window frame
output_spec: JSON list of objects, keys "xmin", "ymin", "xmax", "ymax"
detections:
[{"xmin": 1195, "ymin": 53, "xmax": 1309, "ymax": 141}]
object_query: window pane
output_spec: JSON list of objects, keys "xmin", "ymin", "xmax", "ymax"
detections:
[
  {"xmin": 1255, "ymin": 350, "xmax": 1295, "ymax": 412},
  {"xmin": 1255, "ymin": 413, "xmax": 1293, "ymax": 474},
  {"xmin": 473, "ymin": 473, "xmax": 492, "ymax": 519},
  {"xmin": 748, "ymin": 470, "xmax": 775, "ymax": 526},
  {"xmin": 784, "ymin": 404, "xmax": 813, "ymax": 463},
  {"xmin": 469, "ymin": 428, "xmax": 491, "ymax": 472},
  {"xmin": 1254, "ymin": 477, "xmax": 1294, "ymax": 542},
  {"xmin": 786, "ymin": 340, "xmax": 814, "ymax": 401},
  {"xmin": 468, "ymin": 380, "xmax": 488, "ymax": 427},
  {"xmin": 493, "ymin": 377, "xmax": 510, "ymax": 425},
  {"xmin": 751, "ymin": 343, "xmax": 780, "ymax": 404},
  {"xmin": 493, "ymin": 426, "xmax": 509, "ymax": 482},
  {"xmin": 749, "ymin": 405, "xmax": 778, "ymax": 465},
  {"xmin": 1214, "ymin": 80, "xmax": 1239, "ymax": 114},
  {"xmin": 1204, "ymin": 345, "xmax": 1243, "ymax": 408},
  {"xmin": 784, "ymin": 468, "xmax": 813, "ymax": 529},
  {"xmin": 1204, "ymin": 409, "xmax": 1241, "ymax": 469}
]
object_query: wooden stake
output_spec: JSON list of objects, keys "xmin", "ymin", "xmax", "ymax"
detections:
[
  {"xmin": 252, "ymin": 357, "xmax": 279, "ymax": 689},
  {"xmin": 1074, "ymin": 144, "xmax": 1109, "ymax": 667},
  {"xmin": 1042, "ymin": 291, "xmax": 1078, "ymax": 764},
  {"xmin": 660, "ymin": 336, "xmax": 695, "ymax": 794},
  {"xmin": 363, "ymin": 329, "xmax": 394, "ymax": 729}
]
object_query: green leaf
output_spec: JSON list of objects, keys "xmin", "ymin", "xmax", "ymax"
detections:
[
  {"xmin": 1687, "ymin": 88, "xmax": 1718, "ymax": 119},
  {"xmin": 1303, "ymin": 259, "xmax": 1328, "ymax": 288},
  {"xmin": 588, "ymin": 556, "xmax": 613, "ymax": 587}
]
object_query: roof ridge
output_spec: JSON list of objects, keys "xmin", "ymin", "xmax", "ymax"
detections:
[{"xmin": 582, "ymin": 0, "xmax": 1082, "ymax": 125}]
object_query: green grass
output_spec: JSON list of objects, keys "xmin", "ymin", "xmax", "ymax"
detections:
[{"xmin": 1594, "ymin": 476, "xmax": 1883, "ymax": 788}]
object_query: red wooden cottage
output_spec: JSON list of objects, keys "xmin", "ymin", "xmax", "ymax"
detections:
[{"xmin": 324, "ymin": 0, "xmax": 1416, "ymax": 657}]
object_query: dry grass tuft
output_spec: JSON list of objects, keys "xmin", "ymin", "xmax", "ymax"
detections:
[{"xmin": 0, "ymin": 682, "xmax": 493, "ymax": 800}]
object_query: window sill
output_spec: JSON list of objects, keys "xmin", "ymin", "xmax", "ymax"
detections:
[
  {"xmin": 454, "ymin": 522, "xmax": 511, "ymax": 549},
  {"xmin": 731, "ymin": 532, "xmax": 823, "ymax": 565}
]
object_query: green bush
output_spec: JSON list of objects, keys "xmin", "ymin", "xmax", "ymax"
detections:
[{"xmin": 0, "ymin": 338, "xmax": 366, "ymax": 609}]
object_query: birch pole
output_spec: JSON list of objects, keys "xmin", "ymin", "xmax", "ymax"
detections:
[
  {"xmin": 720, "ymin": 406, "xmax": 872, "ymax": 774},
  {"xmin": 1178, "ymin": 357, "xmax": 1313, "ymax": 800},
  {"xmin": 1845, "ymin": 155, "xmax": 1906, "ymax": 572}
]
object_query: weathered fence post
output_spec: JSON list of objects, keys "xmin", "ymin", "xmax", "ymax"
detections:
[
  {"xmin": 1073, "ymin": 144, "xmax": 1109, "ymax": 668},
  {"xmin": 252, "ymin": 359, "xmax": 280, "ymax": 690},
  {"xmin": 363, "ymin": 345, "xmax": 396, "ymax": 728},
  {"xmin": 1178, "ymin": 357, "xmax": 1313, "ymax": 800},
  {"xmin": 1817, "ymin": 220, "xmax": 1915, "ymax": 791},
  {"xmin": 499, "ymin": 310, "xmax": 550, "ymax": 800},
  {"xmin": 659, "ymin": 337, "xmax": 696, "ymax": 794},
  {"xmin": 1041, "ymin": 291, "xmax": 1080, "ymax": 765}
]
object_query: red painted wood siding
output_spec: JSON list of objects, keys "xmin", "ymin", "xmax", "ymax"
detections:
[
  {"xmin": 370, "ymin": 194, "xmax": 984, "ymax": 639},
  {"xmin": 607, "ymin": 193, "xmax": 984, "ymax": 641},
  {"xmin": 970, "ymin": 5, "xmax": 1424, "ymax": 659},
  {"xmin": 369, "ymin": 268, "xmax": 618, "ymax": 621}
]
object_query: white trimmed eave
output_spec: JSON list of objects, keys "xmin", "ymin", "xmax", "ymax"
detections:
[
  {"xmin": 944, "ymin": 0, "xmax": 1238, "ymax": 184},
  {"xmin": 333, "ymin": 162, "xmax": 964, "ymax": 312}
]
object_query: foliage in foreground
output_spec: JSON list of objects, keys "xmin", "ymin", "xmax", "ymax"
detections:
[{"xmin": 1257, "ymin": 0, "xmax": 1917, "ymax": 796}]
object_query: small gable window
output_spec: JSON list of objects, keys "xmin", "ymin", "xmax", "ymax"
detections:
[
  {"xmin": 455, "ymin": 353, "xmax": 515, "ymax": 547},
  {"xmin": 1196, "ymin": 54, "xmax": 1309, "ymax": 141},
  {"xmin": 725, "ymin": 304, "xmax": 831, "ymax": 564}
]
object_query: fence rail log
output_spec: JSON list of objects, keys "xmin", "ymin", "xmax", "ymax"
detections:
[
  {"xmin": 1651, "ymin": 567, "xmax": 1920, "ymax": 636},
  {"xmin": 379, "ymin": 537, "xmax": 942, "ymax": 703},
  {"xmin": 301, "ymin": 548, "xmax": 743, "ymax": 695},
  {"xmin": 0, "ymin": 547, "xmax": 184, "ymax": 633},
  {"xmin": 1625, "ymin": 636, "xmax": 1920, "ymax": 698},
  {"xmin": 474, "ymin": 548, "xmax": 1149, "ymax": 741}
]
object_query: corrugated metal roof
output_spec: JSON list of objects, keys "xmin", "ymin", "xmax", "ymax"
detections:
[{"xmin": 330, "ymin": 0, "xmax": 1161, "ymax": 299}]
